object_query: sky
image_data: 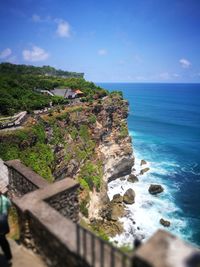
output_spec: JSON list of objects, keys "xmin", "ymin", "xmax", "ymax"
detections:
[{"xmin": 0, "ymin": 0, "xmax": 200, "ymax": 82}]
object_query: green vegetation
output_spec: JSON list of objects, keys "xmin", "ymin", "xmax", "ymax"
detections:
[
  {"xmin": 0, "ymin": 62, "xmax": 84, "ymax": 78},
  {"xmin": 20, "ymin": 144, "xmax": 54, "ymax": 182},
  {"xmin": 80, "ymin": 198, "xmax": 89, "ymax": 218},
  {"xmin": 119, "ymin": 244, "xmax": 133, "ymax": 254},
  {"xmin": 0, "ymin": 123, "xmax": 54, "ymax": 182},
  {"xmin": 110, "ymin": 90, "xmax": 123, "ymax": 98},
  {"xmin": 91, "ymin": 224, "xmax": 109, "ymax": 241},
  {"xmin": 79, "ymin": 160, "xmax": 102, "ymax": 191},
  {"xmin": 88, "ymin": 114, "xmax": 97, "ymax": 124},
  {"xmin": 80, "ymin": 219, "xmax": 110, "ymax": 242},
  {"xmin": 119, "ymin": 121, "xmax": 129, "ymax": 138},
  {"xmin": 0, "ymin": 63, "xmax": 108, "ymax": 116}
]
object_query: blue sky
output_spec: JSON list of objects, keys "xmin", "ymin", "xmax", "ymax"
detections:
[{"xmin": 0, "ymin": 0, "xmax": 200, "ymax": 82}]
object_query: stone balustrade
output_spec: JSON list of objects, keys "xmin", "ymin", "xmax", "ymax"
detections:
[{"xmin": 5, "ymin": 160, "xmax": 200, "ymax": 267}]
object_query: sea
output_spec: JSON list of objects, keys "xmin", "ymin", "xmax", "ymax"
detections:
[{"xmin": 97, "ymin": 83, "xmax": 200, "ymax": 248}]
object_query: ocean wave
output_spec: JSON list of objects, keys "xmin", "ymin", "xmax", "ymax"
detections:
[
  {"xmin": 181, "ymin": 162, "xmax": 200, "ymax": 176},
  {"xmin": 107, "ymin": 153, "xmax": 192, "ymax": 247}
]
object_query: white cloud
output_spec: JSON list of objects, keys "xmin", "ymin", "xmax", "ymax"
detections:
[
  {"xmin": 159, "ymin": 72, "xmax": 170, "ymax": 80},
  {"xmin": 56, "ymin": 20, "xmax": 71, "ymax": 38},
  {"xmin": 32, "ymin": 14, "xmax": 52, "ymax": 23},
  {"xmin": 173, "ymin": 73, "xmax": 180, "ymax": 78},
  {"xmin": 98, "ymin": 49, "xmax": 107, "ymax": 56},
  {"xmin": 32, "ymin": 14, "xmax": 41, "ymax": 22},
  {"xmin": 0, "ymin": 48, "xmax": 12, "ymax": 59},
  {"xmin": 32, "ymin": 14, "xmax": 71, "ymax": 38},
  {"xmin": 179, "ymin": 58, "xmax": 191, "ymax": 68},
  {"xmin": 23, "ymin": 46, "xmax": 49, "ymax": 62}
]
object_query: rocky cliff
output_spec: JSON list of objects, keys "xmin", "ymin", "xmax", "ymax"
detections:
[{"xmin": 0, "ymin": 92, "xmax": 134, "ymax": 238}]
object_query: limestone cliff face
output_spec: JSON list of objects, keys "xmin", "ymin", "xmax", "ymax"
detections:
[
  {"xmin": 87, "ymin": 95, "xmax": 135, "ymax": 219},
  {"xmin": 40, "ymin": 94, "xmax": 134, "ymax": 220},
  {"xmin": 93, "ymin": 95, "xmax": 134, "ymax": 180},
  {"xmin": 44, "ymin": 94, "xmax": 134, "ymax": 185},
  {"xmin": 0, "ymin": 92, "xmax": 134, "ymax": 225}
]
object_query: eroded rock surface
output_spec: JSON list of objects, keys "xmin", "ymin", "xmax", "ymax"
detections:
[
  {"xmin": 123, "ymin": 188, "xmax": 135, "ymax": 204},
  {"xmin": 148, "ymin": 184, "xmax": 164, "ymax": 195},
  {"xmin": 127, "ymin": 174, "xmax": 139, "ymax": 183},
  {"xmin": 160, "ymin": 218, "xmax": 171, "ymax": 227}
]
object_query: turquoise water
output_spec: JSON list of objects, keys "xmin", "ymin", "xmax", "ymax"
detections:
[{"xmin": 98, "ymin": 83, "xmax": 200, "ymax": 247}]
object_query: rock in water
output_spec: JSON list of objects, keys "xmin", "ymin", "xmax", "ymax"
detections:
[
  {"xmin": 127, "ymin": 174, "xmax": 139, "ymax": 183},
  {"xmin": 123, "ymin": 188, "xmax": 135, "ymax": 204},
  {"xmin": 112, "ymin": 194, "xmax": 123, "ymax": 203},
  {"xmin": 160, "ymin": 218, "xmax": 171, "ymax": 227},
  {"xmin": 148, "ymin": 184, "xmax": 164, "ymax": 195},
  {"xmin": 140, "ymin": 159, "xmax": 147, "ymax": 166},
  {"xmin": 140, "ymin": 167, "xmax": 150, "ymax": 175}
]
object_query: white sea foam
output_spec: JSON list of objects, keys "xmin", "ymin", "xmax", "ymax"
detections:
[{"xmin": 107, "ymin": 151, "xmax": 191, "ymax": 247}]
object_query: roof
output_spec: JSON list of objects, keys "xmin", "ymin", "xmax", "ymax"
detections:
[
  {"xmin": 75, "ymin": 89, "xmax": 84, "ymax": 94},
  {"xmin": 52, "ymin": 89, "xmax": 68, "ymax": 98}
]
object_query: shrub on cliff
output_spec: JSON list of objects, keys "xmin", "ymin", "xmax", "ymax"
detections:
[
  {"xmin": 119, "ymin": 121, "xmax": 129, "ymax": 138},
  {"xmin": 79, "ymin": 161, "xmax": 102, "ymax": 192},
  {"xmin": 20, "ymin": 143, "xmax": 54, "ymax": 182},
  {"xmin": 110, "ymin": 90, "xmax": 123, "ymax": 98},
  {"xmin": 88, "ymin": 114, "xmax": 97, "ymax": 124}
]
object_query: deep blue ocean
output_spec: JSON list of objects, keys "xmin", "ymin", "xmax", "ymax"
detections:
[{"xmin": 98, "ymin": 83, "xmax": 200, "ymax": 247}]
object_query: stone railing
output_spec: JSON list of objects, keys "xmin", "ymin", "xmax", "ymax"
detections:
[
  {"xmin": 5, "ymin": 160, "xmax": 48, "ymax": 197},
  {"xmin": 5, "ymin": 160, "xmax": 200, "ymax": 267}
]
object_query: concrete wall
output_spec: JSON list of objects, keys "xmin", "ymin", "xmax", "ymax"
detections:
[{"xmin": 5, "ymin": 160, "xmax": 48, "ymax": 197}]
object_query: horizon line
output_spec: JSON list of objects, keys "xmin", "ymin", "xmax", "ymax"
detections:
[{"xmin": 94, "ymin": 81, "xmax": 200, "ymax": 84}]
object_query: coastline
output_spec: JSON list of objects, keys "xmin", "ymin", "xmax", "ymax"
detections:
[
  {"xmin": 106, "ymin": 146, "xmax": 187, "ymax": 246},
  {"xmin": 97, "ymin": 82, "xmax": 200, "ymax": 247}
]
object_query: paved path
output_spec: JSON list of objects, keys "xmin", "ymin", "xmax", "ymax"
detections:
[
  {"xmin": 0, "ymin": 239, "xmax": 47, "ymax": 267},
  {"xmin": 0, "ymin": 159, "xmax": 8, "ymax": 190}
]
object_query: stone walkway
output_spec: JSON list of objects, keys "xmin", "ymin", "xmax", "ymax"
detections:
[
  {"xmin": 0, "ymin": 239, "xmax": 47, "ymax": 267},
  {"xmin": 0, "ymin": 159, "xmax": 8, "ymax": 191}
]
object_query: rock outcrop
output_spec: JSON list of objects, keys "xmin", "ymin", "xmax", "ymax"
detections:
[
  {"xmin": 127, "ymin": 174, "xmax": 139, "ymax": 183},
  {"xmin": 112, "ymin": 194, "xmax": 123, "ymax": 203},
  {"xmin": 0, "ymin": 92, "xmax": 135, "ymax": 237},
  {"xmin": 99, "ymin": 193, "xmax": 125, "ymax": 222},
  {"xmin": 123, "ymin": 188, "xmax": 135, "ymax": 204},
  {"xmin": 140, "ymin": 167, "xmax": 150, "ymax": 175},
  {"xmin": 160, "ymin": 218, "xmax": 171, "ymax": 227},
  {"xmin": 148, "ymin": 184, "xmax": 164, "ymax": 195},
  {"xmin": 140, "ymin": 159, "xmax": 147, "ymax": 166}
]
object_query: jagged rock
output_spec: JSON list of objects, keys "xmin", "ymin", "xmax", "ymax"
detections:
[
  {"xmin": 148, "ymin": 184, "xmax": 164, "ymax": 195},
  {"xmin": 140, "ymin": 159, "xmax": 147, "ymax": 166},
  {"xmin": 108, "ymin": 156, "xmax": 135, "ymax": 182},
  {"xmin": 127, "ymin": 174, "xmax": 139, "ymax": 183},
  {"xmin": 140, "ymin": 167, "xmax": 150, "ymax": 175},
  {"xmin": 123, "ymin": 188, "xmax": 135, "ymax": 204},
  {"xmin": 90, "ymin": 219, "xmax": 124, "ymax": 237},
  {"xmin": 100, "ymin": 195, "xmax": 125, "ymax": 221},
  {"xmin": 160, "ymin": 218, "xmax": 170, "ymax": 227},
  {"xmin": 112, "ymin": 194, "xmax": 123, "ymax": 203},
  {"xmin": 108, "ymin": 204, "xmax": 125, "ymax": 221}
]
